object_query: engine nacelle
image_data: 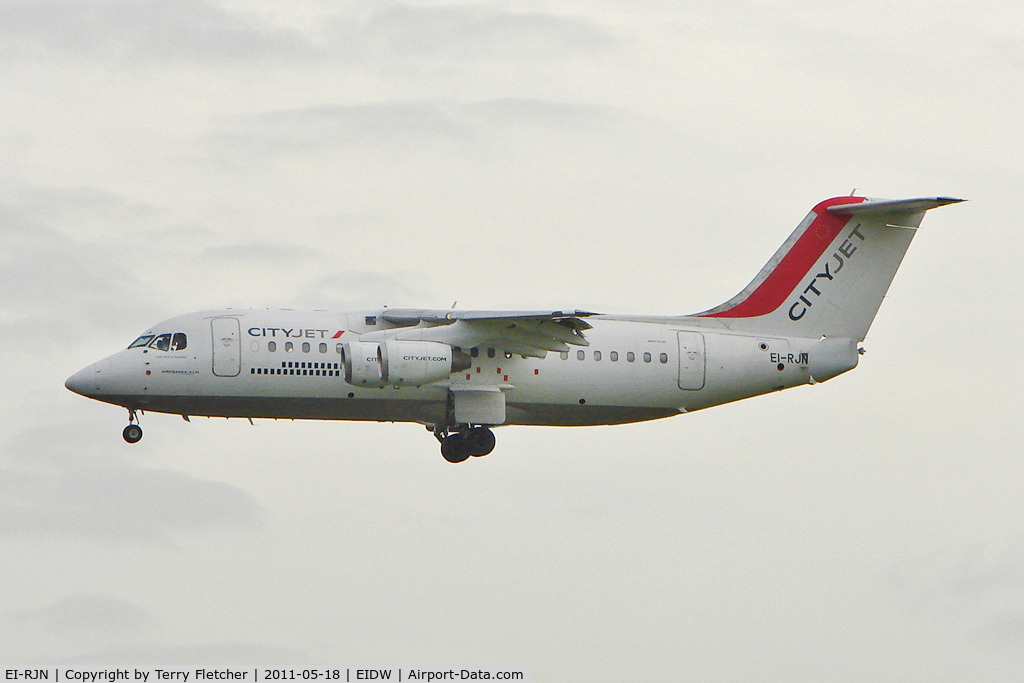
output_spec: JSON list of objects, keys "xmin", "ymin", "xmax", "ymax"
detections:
[
  {"xmin": 380, "ymin": 340, "xmax": 454, "ymax": 387},
  {"xmin": 342, "ymin": 340, "xmax": 458, "ymax": 388},
  {"xmin": 341, "ymin": 341, "xmax": 386, "ymax": 387}
]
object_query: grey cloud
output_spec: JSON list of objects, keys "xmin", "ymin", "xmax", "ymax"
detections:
[
  {"xmin": 688, "ymin": 2, "xmax": 1023, "ymax": 92},
  {"xmin": 4, "ymin": 594, "xmax": 157, "ymax": 637},
  {"xmin": 210, "ymin": 97, "xmax": 633, "ymax": 155},
  {"xmin": 0, "ymin": 1, "xmax": 614, "ymax": 68},
  {"xmin": 985, "ymin": 610, "xmax": 1024, "ymax": 646},
  {"xmin": 0, "ymin": 202, "xmax": 57, "ymax": 244},
  {"xmin": 0, "ymin": 424, "xmax": 265, "ymax": 542},
  {"xmin": 0, "ymin": 223, "xmax": 158, "ymax": 344},
  {"xmin": 466, "ymin": 97, "xmax": 632, "ymax": 130},
  {"xmin": 0, "ymin": 0, "xmax": 317, "ymax": 65},
  {"xmin": 890, "ymin": 540, "xmax": 1024, "ymax": 646},
  {"xmin": 291, "ymin": 270, "xmax": 423, "ymax": 310},
  {"xmin": 214, "ymin": 101, "xmax": 474, "ymax": 153},
  {"xmin": 0, "ymin": 184, "xmax": 172, "ymax": 346},
  {"xmin": 4, "ymin": 183, "xmax": 160, "ymax": 233},
  {"xmin": 357, "ymin": 3, "xmax": 617, "ymax": 60},
  {"xmin": 893, "ymin": 541, "xmax": 1024, "ymax": 599},
  {"xmin": 199, "ymin": 242, "xmax": 321, "ymax": 266}
]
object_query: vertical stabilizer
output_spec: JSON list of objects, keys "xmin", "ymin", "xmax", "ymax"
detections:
[{"xmin": 690, "ymin": 196, "xmax": 963, "ymax": 341}]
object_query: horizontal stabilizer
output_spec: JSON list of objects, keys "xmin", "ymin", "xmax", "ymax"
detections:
[{"xmin": 827, "ymin": 197, "xmax": 965, "ymax": 216}]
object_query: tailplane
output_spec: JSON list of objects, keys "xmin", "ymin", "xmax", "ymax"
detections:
[{"xmin": 690, "ymin": 195, "xmax": 964, "ymax": 341}]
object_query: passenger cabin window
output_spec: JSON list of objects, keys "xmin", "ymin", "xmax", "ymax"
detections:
[
  {"xmin": 577, "ymin": 350, "xmax": 585, "ymax": 360},
  {"xmin": 560, "ymin": 351, "xmax": 569, "ymax": 360},
  {"xmin": 487, "ymin": 348, "xmax": 496, "ymax": 359},
  {"xmin": 285, "ymin": 342, "xmax": 294, "ymax": 352},
  {"xmin": 627, "ymin": 352, "xmax": 635, "ymax": 362},
  {"xmin": 319, "ymin": 343, "xmax": 327, "ymax": 353},
  {"xmin": 268, "ymin": 341, "xmax": 277, "ymax": 352},
  {"xmin": 302, "ymin": 342, "xmax": 310, "ymax": 353},
  {"xmin": 365, "ymin": 316, "xmax": 377, "ymax": 326},
  {"xmin": 594, "ymin": 351, "xmax": 602, "ymax": 361},
  {"xmin": 610, "ymin": 351, "xmax": 618, "ymax": 362},
  {"xmin": 660, "ymin": 352, "xmax": 668, "ymax": 364},
  {"xmin": 643, "ymin": 352, "xmax": 652, "ymax": 363}
]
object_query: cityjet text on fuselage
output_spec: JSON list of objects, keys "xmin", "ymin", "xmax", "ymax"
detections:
[{"xmin": 247, "ymin": 327, "xmax": 344, "ymax": 339}]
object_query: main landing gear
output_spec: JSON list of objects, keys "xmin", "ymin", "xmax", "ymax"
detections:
[
  {"xmin": 430, "ymin": 392, "xmax": 497, "ymax": 463},
  {"xmin": 435, "ymin": 426, "xmax": 496, "ymax": 463},
  {"xmin": 122, "ymin": 409, "xmax": 143, "ymax": 444}
]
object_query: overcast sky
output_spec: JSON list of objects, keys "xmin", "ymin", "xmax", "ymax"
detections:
[{"xmin": 2, "ymin": 0, "xmax": 1023, "ymax": 679}]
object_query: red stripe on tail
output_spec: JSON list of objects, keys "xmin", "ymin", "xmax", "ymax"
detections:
[{"xmin": 701, "ymin": 196, "xmax": 865, "ymax": 318}]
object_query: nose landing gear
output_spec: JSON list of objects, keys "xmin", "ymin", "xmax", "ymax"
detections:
[{"xmin": 122, "ymin": 409, "xmax": 143, "ymax": 444}]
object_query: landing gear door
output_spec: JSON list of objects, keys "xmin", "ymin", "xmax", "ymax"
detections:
[
  {"xmin": 452, "ymin": 387, "xmax": 506, "ymax": 425},
  {"xmin": 677, "ymin": 331, "xmax": 705, "ymax": 390},
  {"xmin": 211, "ymin": 317, "xmax": 241, "ymax": 377}
]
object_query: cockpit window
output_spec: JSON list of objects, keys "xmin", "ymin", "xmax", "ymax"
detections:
[
  {"xmin": 128, "ymin": 335, "xmax": 155, "ymax": 349},
  {"xmin": 131, "ymin": 332, "xmax": 188, "ymax": 351}
]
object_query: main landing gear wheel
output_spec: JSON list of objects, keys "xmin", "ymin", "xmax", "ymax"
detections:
[
  {"xmin": 466, "ymin": 427, "xmax": 496, "ymax": 457},
  {"xmin": 122, "ymin": 424, "xmax": 143, "ymax": 444},
  {"xmin": 439, "ymin": 427, "xmax": 496, "ymax": 463},
  {"xmin": 441, "ymin": 434, "xmax": 471, "ymax": 463}
]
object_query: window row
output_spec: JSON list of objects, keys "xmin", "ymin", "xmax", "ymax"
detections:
[
  {"xmin": 261, "ymin": 341, "xmax": 345, "ymax": 354},
  {"xmin": 249, "ymin": 339, "xmax": 670, "ymax": 366},
  {"xmin": 560, "ymin": 349, "xmax": 669, "ymax": 364},
  {"xmin": 456, "ymin": 346, "xmax": 507, "ymax": 360}
]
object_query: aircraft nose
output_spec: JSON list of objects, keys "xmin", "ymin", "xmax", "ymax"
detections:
[{"xmin": 65, "ymin": 364, "xmax": 98, "ymax": 397}]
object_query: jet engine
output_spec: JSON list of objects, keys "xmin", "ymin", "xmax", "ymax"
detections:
[
  {"xmin": 342, "ymin": 340, "xmax": 470, "ymax": 387},
  {"xmin": 341, "ymin": 341, "xmax": 386, "ymax": 387}
]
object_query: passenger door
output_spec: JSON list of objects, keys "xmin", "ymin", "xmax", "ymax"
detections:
[
  {"xmin": 677, "ymin": 331, "xmax": 706, "ymax": 390},
  {"xmin": 211, "ymin": 317, "xmax": 241, "ymax": 377}
]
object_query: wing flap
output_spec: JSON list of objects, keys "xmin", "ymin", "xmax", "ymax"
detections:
[{"xmin": 367, "ymin": 308, "xmax": 597, "ymax": 357}]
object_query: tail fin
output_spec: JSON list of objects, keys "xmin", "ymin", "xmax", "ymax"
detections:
[{"xmin": 692, "ymin": 196, "xmax": 964, "ymax": 341}]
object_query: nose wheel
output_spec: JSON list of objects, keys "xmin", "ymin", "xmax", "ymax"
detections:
[{"xmin": 122, "ymin": 409, "xmax": 143, "ymax": 444}]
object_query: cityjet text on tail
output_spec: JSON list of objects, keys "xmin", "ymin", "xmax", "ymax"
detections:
[{"xmin": 66, "ymin": 196, "xmax": 963, "ymax": 462}]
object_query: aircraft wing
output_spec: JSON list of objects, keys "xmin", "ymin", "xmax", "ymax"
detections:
[{"xmin": 367, "ymin": 308, "xmax": 599, "ymax": 358}]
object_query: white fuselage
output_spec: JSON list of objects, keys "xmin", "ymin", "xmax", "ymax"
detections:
[
  {"xmin": 64, "ymin": 195, "xmax": 961, "ymax": 458},
  {"xmin": 68, "ymin": 308, "xmax": 818, "ymax": 428}
]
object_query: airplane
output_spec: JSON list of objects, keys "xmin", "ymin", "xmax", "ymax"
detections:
[{"xmin": 65, "ymin": 195, "xmax": 962, "ymax": 462}]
